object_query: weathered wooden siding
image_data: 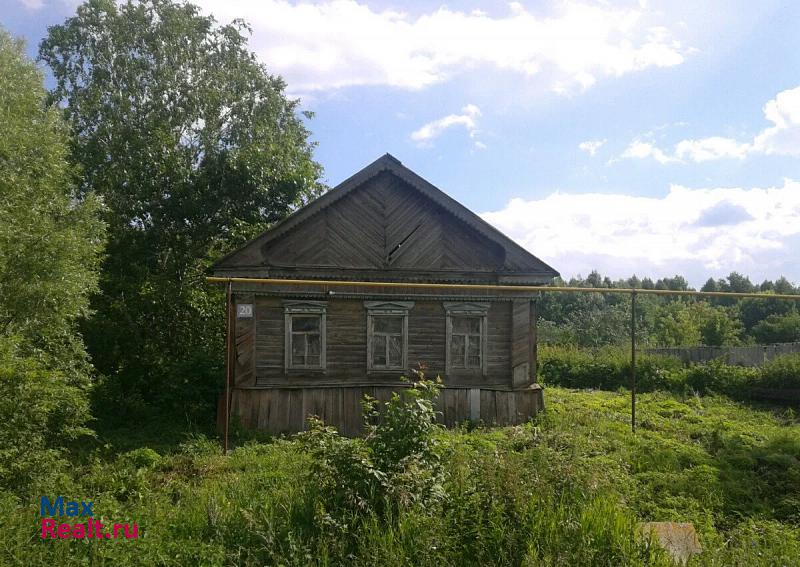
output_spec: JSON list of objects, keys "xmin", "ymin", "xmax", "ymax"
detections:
[
  {"xmin": 230, "ymin": 385, "xmax": 543, "ymax": 436},
  {"xmin": 251, "ymin": 296, "xmax": 513, "ymax": 388},
  {"xmin": 244, "ymin": 171, "xmax": 507, "ymax": 274},
  {"xmin": 234, "ymin": 292, "xmax": 256, "ymax": 387}
]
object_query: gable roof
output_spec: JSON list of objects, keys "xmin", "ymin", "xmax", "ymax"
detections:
[{"xmin": 213, "ymin": 154, "xmax": 559, "ymax": 284}]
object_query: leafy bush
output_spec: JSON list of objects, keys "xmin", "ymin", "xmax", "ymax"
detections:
[
  {"xmin": 301, "ymin": 374, "xmax": 444, "ymax": 529},
  {"xmin": 0, "ymin": 337, "xmax": 92, "ymax": 494},
  {"xmin": 538, "ymin": 345, "xmax": 682, "ymax": 391},
  {"xmin": 752, "ymin": 312, "xmax": 800, "ymax": 344},
  {"xmin": 760, "ymin": 353, "xmax": 800, "ymax": 389},
  {"xmin": 539, "ymin": 345, "xmax": 800, "ymax": 399},
  {"xmin": 682, "ymin": 360, "xmax": 758, "ymax": 396}
]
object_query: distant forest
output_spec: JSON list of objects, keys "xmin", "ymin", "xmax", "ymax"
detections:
[{"xmin": 539, "ymin": 271, "xmax": 800, "ymax": 348}]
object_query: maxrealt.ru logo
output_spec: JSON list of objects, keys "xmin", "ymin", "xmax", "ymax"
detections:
[{"xmin": 40, "ymin": 497, "xmax": 138, "ymax": 540}]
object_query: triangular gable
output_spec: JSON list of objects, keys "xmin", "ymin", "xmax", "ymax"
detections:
[{"xmin": 213, "ymin": 154, "xmax": 559, "ymax": 284}]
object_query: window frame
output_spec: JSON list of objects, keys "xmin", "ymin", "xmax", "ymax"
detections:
[
  {"xmin": 444, "ymin": 302, "xmax": 489, "ymax": 376},
  {"xmin": 284, "ymin": 301, "xmax": 327, "ymax": 371},
  {"xmin": 365, "ymin": 301, "xmax": 414, "ymax": 373}
]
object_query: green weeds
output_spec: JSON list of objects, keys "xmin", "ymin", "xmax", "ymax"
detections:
[{"xmin": 1, "ymin": 384, "xmax": 798, "ymax": 565}]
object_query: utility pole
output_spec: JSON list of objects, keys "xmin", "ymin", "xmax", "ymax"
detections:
[{"xmin": 631, "ymin": 291, "xmax": 637, "ymax": 434}]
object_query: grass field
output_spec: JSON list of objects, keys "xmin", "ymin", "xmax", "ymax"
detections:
[{"xmin": 2, "ymin": 387, "xmax": 799, "ymax": 566}]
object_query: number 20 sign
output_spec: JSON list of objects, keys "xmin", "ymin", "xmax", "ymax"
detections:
[{"xmin": 236, "ymin": 304, "xmax": 253, "ymax": 318}]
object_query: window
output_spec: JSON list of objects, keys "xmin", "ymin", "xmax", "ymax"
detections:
[
  {"xmin": 284, "ymin": 301, "xmax": 326, "ymax": 370},
  {"xmin": 445, "ymin": 302, "xmax": 489, "ymax": 375},
  {"xmin": 450, "ymin": 316, "xmax": 482, "ymax": 368},
  {"xmin": 365, "ymin": 301, "xmax": 413, "ymax": 371}
]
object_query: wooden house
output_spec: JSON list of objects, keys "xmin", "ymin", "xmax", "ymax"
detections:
[{"xmin": 212, "ymin": 154, "xmax": 559, "ymax": 435}]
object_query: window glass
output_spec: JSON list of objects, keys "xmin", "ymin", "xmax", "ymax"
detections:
[
  {"xmin": 293, "ymin": 316, "xmax": 319, "ymax": 332},
  {"xmin": 450, "ymin": 316, "xmax": 482, "ymax": 369},
  {"xmin": 467, "ymin": 335, "xmax": 481, "ymax": 367},
  {"xmin": 289, "ymin": 313, "xmax": 322, "ymax": 368},
  {"xmin": 450, "ymin": 334, "xmax": 466, "ymax": 367},
  {"xmin": 369, "ymin": 314, "xmax": 405, "ymax": 369},
  {"xmin": 374, "ymin": 316, "xmax": 402, "ymax": 334},
  {"xmin": 388, "ymin": 335, "xmax": 403, "ymax": 366},
  {"xmin": 307, "ymin": 334, "xmax": 321, "ymax": 356},
  {"xmin": 372, "ymin": 334, "xmax": 387, "ymax": 366},
  {"xmin": 291, "ymin": 334, "xmax": 306, "ymax": 366}
]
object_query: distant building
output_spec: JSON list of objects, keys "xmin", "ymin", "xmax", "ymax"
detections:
[{"xmin": 212, "ymin": 154, "xmax": 559, "ymax": 434}]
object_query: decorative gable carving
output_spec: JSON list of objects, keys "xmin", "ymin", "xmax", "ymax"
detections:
[{"xmin": 214, "ymin": 154, "xmax": 558, "ymax": 283}]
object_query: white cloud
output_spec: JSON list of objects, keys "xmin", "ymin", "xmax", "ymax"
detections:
[
  {"xmin": 195, "ymin": 0, "xmax": 688, "ymax": 93},
  {"xmin": 578, "ymin": 139, "xmax": 606, "ymax": 156},
  {"xmin": 752, "ymin": 85, "xmax": 800, "ymax": 156},
  {"xmin": 621, "ymin": 140, "xmax": 680, "ymax": 164},
  {"xmin": 675, "ymin": 137, "xmax": 750, "ymax": 161},
  {"xmin": 621, "ymin": 136, "xmax": 749, "ymax": 164},
  {"xmin": 622, "ymin": 85, "xmax": 800, "ymax": 164},
  {"xmin": 411, "ymin": 104, "xmax": 481, "ymax": 147},
  {"xmin": 481, "ymin": 179, "xmax": 800, "ymax": 283}
]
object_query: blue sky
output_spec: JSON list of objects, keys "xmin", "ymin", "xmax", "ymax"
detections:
[{"xmin": 4, "ymin": 0, "xmax": 800, "ymax": 286}]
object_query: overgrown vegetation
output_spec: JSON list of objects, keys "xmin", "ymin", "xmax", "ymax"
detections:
[
  {"xmin": 2, "ymin": 383, "xmax": 798, "ymax": 565},
  {"xmin": 0, "ymin": 30, "xmax": 100, "ymax": 496},
  {"xmin": 39, "ymin": 0, "xmax": 324, "ymax": 424},
  {"xmin": 539, "ymin": 346, "xmax": 800, "ymax": 396},
  {"xmin": 2, "ymin": 0, "xmax": 800, "ymax": 564},
  {"xmin": 538, "ymin": 272, "xmax": 800, "ymax": 348}
]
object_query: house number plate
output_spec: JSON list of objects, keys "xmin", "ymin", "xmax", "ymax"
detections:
[{"xmin": 236, "ymin": 304, "xmax": 254, "ymax": 318}]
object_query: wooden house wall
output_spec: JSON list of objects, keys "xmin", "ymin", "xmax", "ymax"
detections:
[
  {"xmin": 229, "ymin": 384, "xmax": 544, "ymax": 437},
  {"xmin": 249, "ymin": 296, "xmax": 513, "ymax": 388}
]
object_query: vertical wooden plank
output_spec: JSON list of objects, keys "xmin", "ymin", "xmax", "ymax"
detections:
[
  {"xmin": 495, "ymin": 390, "xmax": 509, "ymax": 424},
  {"xmin": 480, "ymin": 389, "xmax": 497, "ymax": 426},
  {"xmin": 457, "ymin": 388, "xmax": 470, "ymax": 425},
  {"xmin": 257, "ymin": 390, "xmax": 270, "ymax": 430},
  {"xmin": 248, "ymin": 391, "xmax": 261, "ymax": 430},
  {"xmin": 530, "ymin": 299, "xmax": 538, "ymax": 382},
  {"xmin": 287, "ymin": 389, "xmax": 304, "ymax": 432},
  {"xmin": 469, "ymin": 388, "xmax": 481, "ymax": 421},
  {"xmin": 266, "ymin": 389, "xmax": 279, "ymax": 432},
  {"xmin": 442, "ymin": 389, "xmax": 455, "ymax": 427},
  {"xmin": 508, "ymin": 391, "xmax": 517, "ymax": 424},
  {"xmin": 511, "ymin": 299, "xmax": 531, "ymax": 388},
  {"xmin": 301, "ymin": 388, "xmax": 308, "ymax": 431},
  {"xmin": 233, "ymin": 292, "xmax": 257, "ymax": 387}
]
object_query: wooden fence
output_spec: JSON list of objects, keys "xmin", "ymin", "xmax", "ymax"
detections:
[{"xmin": 644, "ymin": 342, "xmax": 800, "ymax": 367}]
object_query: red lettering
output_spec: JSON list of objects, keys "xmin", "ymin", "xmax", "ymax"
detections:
[
  {"xmin": 57, "ymin": 523, "xmax": 71, "ymax": 539},
  {"xmin": 41, "ymin": 518, "xmax": 56, "ymax": 539},
  {"xmin": 94, "ymin": 519, "xmax": 103, "ymax": 538},
  {"xmin": 113, "ymin": 524, "xmax": 121, "ymax": 538},
  {"xmin": 72, "ymin": 524, "xmax": 86, "ymax": 538},
  {"xmin": 123, "ymin": 523, "xmax": 138, "ymax": 539}
]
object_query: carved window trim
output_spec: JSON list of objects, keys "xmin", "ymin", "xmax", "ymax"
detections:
[
  {"xmin": 444, "ymin": 302, "xmax": 489, "ymax": 376},
  {"xmin": 365, "ymin": 301, "xmax": 414, "ymax": 372},
  {"xmin": 284, "ymin": 301, "xmax": 327, "ymax": 371}
]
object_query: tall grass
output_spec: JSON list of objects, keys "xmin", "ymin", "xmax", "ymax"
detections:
[{"xmin": 2, "ymin": 383, "xmax": 798, "ymax": 565}]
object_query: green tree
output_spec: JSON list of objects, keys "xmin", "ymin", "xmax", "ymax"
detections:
[
  {"xmin": 738, "ymin": 295, "xmax": 795, "ymax": 333},
  {"xmin": 0, "ymin": 29, "xmax": 104, "ymax": 380},
  {"xmin": 651, "ymin": 302, "xmax": 702, "ymax": 346},
  {"xmin": 40, "ymin": 0, "xmax": 323, "ymax": 421},
  {"xmin": 752, "ymin": 313, "xmax": 800, "ymax": 344},
  {"xmin": 0, "ymin": 30, "xmax": 100, "ymax": 493},
  {"xmin": 694, "ymin": 303, "xmax": 742, "ymax": 346}
]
